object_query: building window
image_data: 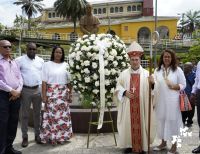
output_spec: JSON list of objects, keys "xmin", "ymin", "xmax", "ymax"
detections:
[
  {"xmin": 132, "ymin": 5, "xmax": 136, "ymax": 11},
  {"xmin": 119, "ymin": 6, "xmax": 123, "ymax": 12},
  {"xmin": 115, "ymin": 7, "xmax": 118, "ymax": 13},
  {"xmin": 48, "ymin": 13, "xmax": 51, "ymax": 18},
  {"xmin": 127, "ymin": 6, "xmax": 131, "ymax": 12},
  {"xmin": 137, "ymin": 5, "xmax": 141, "ymax": 11},
  {"xmin": 103, "ymin": 8, "xmax": 106, "ymax": 14},
  {"xmin": 110, "ymin": 7, "xmax": 114, "ymax": 13},
  {"xmin": 94, "ymin": 8, "xmax": 97, "ymax": 14},
  {"xmin": 98, "ymin": 8, "xmax": 102, "ymax": 14},
  {"xmin": 56, "ymin": 13, "xmax": 59, "ymax": 17},
  {"xmin": 52, "ymin": 12, "xmax": 55, "ymax": 18},
  {"xmin": 124, "ymin": 26, "xmax": 128, "ymax": 31}
]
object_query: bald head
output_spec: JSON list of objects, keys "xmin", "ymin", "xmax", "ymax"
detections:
[
  {"xmin": 26, "ymin": 42, "xmax": 37, "ymax": 59},
  {"xmin": 86, "ymin": 3, "xmax": 92, "ymax": 15},
  {"xmin": 0, "ymin": 40, "xmax": 11, "ymax": 46},
  {"xmin": 0, "ymin": 40, "xmax": 12, "ymax": 58}
]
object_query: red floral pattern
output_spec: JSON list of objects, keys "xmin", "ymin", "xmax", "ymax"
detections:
[{"xmin": 40, "ymin": 84, "xmax": 73, "ymax": 145}]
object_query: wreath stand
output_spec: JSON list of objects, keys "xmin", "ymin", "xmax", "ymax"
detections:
[{"xmin": 87, "ymin": 106, "xmax": 117, "ymax": 148}]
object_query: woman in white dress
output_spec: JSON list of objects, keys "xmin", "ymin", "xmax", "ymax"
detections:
[
  {"xmin": 151, "ymin": 49, "xmax": 186, "ymax": 154},
  {"xmin": 40, "ymin": 46, "xmax": 73, "ymax": 145}
]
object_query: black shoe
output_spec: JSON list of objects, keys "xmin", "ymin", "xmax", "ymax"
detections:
[
  {"xmin": 192, "ymin": 146, "xmax": 200, "ymax": 153},
  {"xmin": 5, "ymin": 147, "xmax": 22, "ymax": 154},
  {"xmin": 35, "ymin": 136, "xmax": 43, "ymax": 144},
  {"xmin": 21, "ymin": 137, "xmax": 28, "ymax": 147},
  {"xmin": 124, "ymin": 148, "xmax": 132, "ymax": 153}
]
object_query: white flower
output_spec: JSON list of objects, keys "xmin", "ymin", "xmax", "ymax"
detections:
[
  {"xmin": 83, "ymin": 35, "xmax": 88, "ymax": 39},
  {"xmin": 111, "ymin": 88, "xmax": 115, "ymax": 93},
  {"xmin": 89, "ymin": 34, "xmax": 96, "ymax": 40},
  {"xmin": 107, "ymin": 102, "xmax": 112, "ymax": 106},
  {"xmin": 117, "ymin": 56, "xmax": 123, "ymax": 60},
  {"xmin": 91, "ymin": 102, "xmax": 96, "ymax": 106},
  {"xmin": 87, "ymin": 41, "xmax": 91, "ymax": 46},
  {"xmin": 93, "ymin": 73, "xmax": 98, "ymax": 80},
  {"xmin": 113, "ymin": 61, "xmax": 118, "ymax": 67},
  {"xmin": 84, "ymin": 77, "xmax": 90, "ymax": 83},
  {"xmin": 105, "ymin": 80, "xmax": 110, "ymax": 85},
  {"xmin": 108, "ymin": 55, "xmax": 114, "ymax": 61},
  {"xmin": 76, "ymin": 55, "xmax": 80, "ymax": 61},
  {"xmin": 122, "ymin": 62, "xmax": 126, "ymax": 67},
  {"xmin": 84, "ymin": 39, "xmax": 90, "ymax": 43},
  {"xmin": 93, "ymin": 45, "xmax": 99, "ymax": 51},
  {"xmin": 111, "ymin": 69, "xmax": 117, "ymax": 75},
  {"xmin": 77, "ymin": 38, "xmax": 81, "ymax": 42},
  {"xmin": 75, "ymin": 47, "xmax": 79, "ymax": 51},
  {"xmin": 81, "ymin": 45, "xmax": 87, "ymax": 51},
  {"xmin": 104, "ymin": 51, "xmax": 109, "ymax": 58},
  {"xmin": 95, "ymin": 54, "xmax": 99, "ymax": 60},
  {"xmin": 84, "ymin": 60, "xmax": 90, "ymax": 66},
  {"xmin": 84, "ymin": 68, "xmax": 90, "ymax": 74},
  {"xmin": 76, "ymin": 51, "xmax": 82, "ymax": 56},
  {"xmin": 76, "ymin": 65, "xmax": 80, "ymax": 69},
  {"xmin": 69, "ymin": 60, "xmax": 74, "ymax": 67},
  {"xmin": 92, "ymin": 89, "xmax": 99, "ymax": 94},
  {"xmin": 76, "ymin": 73, "xmax": 81, "ymax": 80},
  {"xmin": 69, "ymin": 52, "xmax": 76, "ymax": 58},
  {"xmin": 81, "ymin": 62, "xmax": 85, "ymax": 66},
  {"xmin": 105, "ymin": 69, "xmax": 110, "ymax": 76},
  {"xmin": 76, "ymin": 43, "xmax": 80, "ymax": 47},
  {"xmin": 111, "ymin": 49, "xmax": 117, "ymax": 56},
  {"xmin": 104, "ymin": 60, "xmax": 108, "ymax": 66},
  {"xmin": 95, "ymin": 81, "xmax": 99, "ymax": 86},
  {"xmin": 92, "ymin": 62, "xmax": 98, "ymax": 68},
  {"xmin": 87, "ymin": 52, "xmax": 92, "ymax": 57}
]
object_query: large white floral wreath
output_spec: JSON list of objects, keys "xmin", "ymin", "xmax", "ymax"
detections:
[{"xmin": 68, "ymin": 33, "xmax": 129, "ymax": 107}]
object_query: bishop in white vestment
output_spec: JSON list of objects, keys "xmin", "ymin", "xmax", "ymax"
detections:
[{"xmin": 114, "ymin": 42, "xmax": 156, "ymax": 153}]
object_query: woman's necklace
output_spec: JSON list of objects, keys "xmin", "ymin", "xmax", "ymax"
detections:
[{"xmin": 162, "ymin": 67, "xmax": 170, "ymax": 80}]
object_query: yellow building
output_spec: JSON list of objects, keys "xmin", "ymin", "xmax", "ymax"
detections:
[{"xmin": 37, "ymin": 0, "xmax": 178, "ymax": 43}]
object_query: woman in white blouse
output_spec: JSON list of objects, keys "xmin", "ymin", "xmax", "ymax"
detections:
[
  {"xmin": 40, "ymin": 46, "xmax": 73, "ymax": 145},
  {"xmin": 151, "ymin": 49, "xmax": 186, "ymax": 154}
]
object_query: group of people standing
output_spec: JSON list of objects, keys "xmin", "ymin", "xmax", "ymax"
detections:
[
  {"xmin": 0, "ymin": 38, "xmax": 200, "ymax": 154},
  {"xmin": 115, "ymin": 41, "xmax": 199, "ymax": 154},
  {"xmin": 0, "ymin": 40, "xmax": 73, "ymax": 154}
]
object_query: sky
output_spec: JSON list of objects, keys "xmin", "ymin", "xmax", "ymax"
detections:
[{"xmin": 0, "ymin": 0, "xmax": 200, "ymax": 27}]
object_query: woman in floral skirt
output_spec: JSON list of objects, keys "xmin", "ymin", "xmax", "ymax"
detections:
[{"xmin": 40, "ymin": 46, "xmax": 73, "ymax": 145}]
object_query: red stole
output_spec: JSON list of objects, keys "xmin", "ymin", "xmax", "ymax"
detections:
[{"xmin": 130, "ymin": 74, "xmax": 142, "ymax": 152}]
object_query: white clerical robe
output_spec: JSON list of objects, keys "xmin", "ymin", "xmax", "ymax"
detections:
[{"xmin": 114, "ymin": 66, "xmax": 156, "ymax": 152}]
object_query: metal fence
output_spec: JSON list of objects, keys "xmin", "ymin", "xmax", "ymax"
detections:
[{"xmin": 11, "ymin": 53, "xmax": 149, "ymax": 68}]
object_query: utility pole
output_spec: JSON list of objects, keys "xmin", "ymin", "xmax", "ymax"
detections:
[
  {"xmin": 107, "ymin": 3, "xmax": 111, "ymax": 32},
  {"xmin": 154, "ymin": 0, "xmax": 158, "ymax": 67}
]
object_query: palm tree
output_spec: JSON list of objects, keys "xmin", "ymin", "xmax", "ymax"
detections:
[
  {"xmin": 54, "ymin": 0, "xmax": 87, "ymax": 33},
  {"xmin": 179, "ymin": 10, "xmax": 200, "ymax": 34},
  {"xmin": 13, "ymin": 0, "xmax": 44, "ymax": 30}
]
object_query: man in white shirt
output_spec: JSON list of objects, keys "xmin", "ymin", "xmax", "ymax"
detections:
[
  {"xmin": 15, "ymin": 42, "xmax": 44, "ymax": 147},
  {"xmin": 191, "ymin": 61, "xmax": 200, "ymax": 153}
]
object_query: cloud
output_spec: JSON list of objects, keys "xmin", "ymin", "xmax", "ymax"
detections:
[
  {"xmin": 0, "ymin": 3, "xmax": 21, "ymax": 27},
  {"xmin": 157, "ymin": 0, "xmax": 200, "ymax": 16},
  {"xmin": 1, "ymin": 0, "xmax": 200, "ymax": 27}
]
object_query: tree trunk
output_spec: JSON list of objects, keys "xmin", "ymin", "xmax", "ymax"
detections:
[
  {"xmin": 73, "ymin": 19, "xmax": 76, "ymax": 33},
  {"xmin": 28, "ymin": 15, "xmax": 31, "ymax": 31}
]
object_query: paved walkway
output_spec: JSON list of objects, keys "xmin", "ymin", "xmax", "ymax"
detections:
[{"xmin": 13, "ymin": 112, "xmax": 199, "ymax": 154}]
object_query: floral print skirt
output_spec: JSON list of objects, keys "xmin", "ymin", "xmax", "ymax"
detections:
[{"xmin": 40, "ymin": 84, "xmax": 73, "ymax": 145}]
